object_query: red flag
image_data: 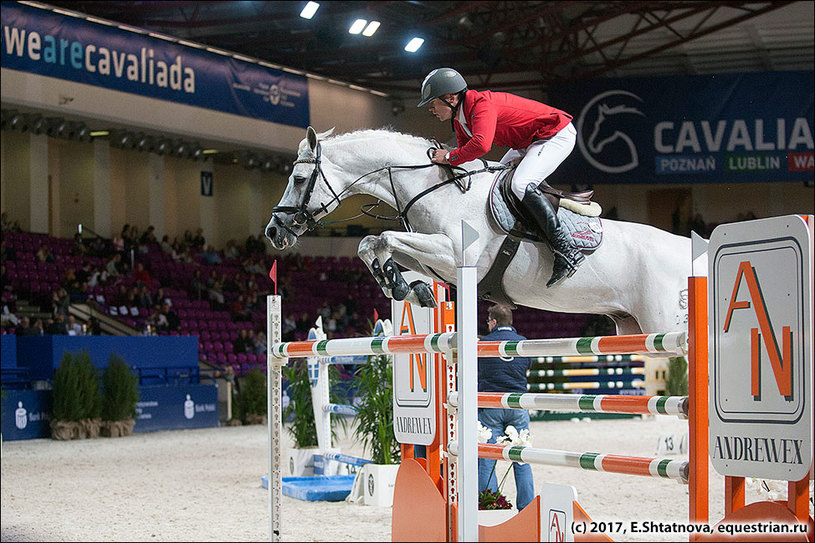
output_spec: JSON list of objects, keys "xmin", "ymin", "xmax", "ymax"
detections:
[
  {"xmin": 269, "ymin": 260, "xmax": 278, "ymax": 295},
  {"xmin": 373, "ymin": 308, "xmax": 379, "ymax": 323}
]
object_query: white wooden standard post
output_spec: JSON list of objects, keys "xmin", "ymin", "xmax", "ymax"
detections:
[
  {"xmin": 457, "ymin": 220, "xmax": 479, "ymax": 542},
  {"xmin": 267, "ymin": 295, "xmax": 283, "ymax": 542}
]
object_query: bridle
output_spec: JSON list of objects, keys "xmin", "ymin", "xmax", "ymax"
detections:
[
  {"xmin": 271, "ymin": 142, "xmax": 339, "ymax": 231},
  {"xmin": 272, "ymin": 139, "xmax": 508, "ymax": 233}
]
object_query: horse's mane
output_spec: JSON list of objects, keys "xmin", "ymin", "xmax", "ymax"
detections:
[{"xmin": 315, "ymin": 128, "xmax": 434, "ymax": 164}]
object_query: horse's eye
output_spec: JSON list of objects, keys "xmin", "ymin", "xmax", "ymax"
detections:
[{"xmin": 293, "ymin": 175, "xmax": 307, "ymax": 184}]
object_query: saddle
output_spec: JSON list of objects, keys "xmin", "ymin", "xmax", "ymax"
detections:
[{"xmin": 479, "ymin": 167, "xmax": 604, "ymax": 307}]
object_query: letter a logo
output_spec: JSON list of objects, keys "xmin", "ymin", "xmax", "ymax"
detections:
[
  {"xmin": 722, "ymin": 261, "xmax": 792, "ymax": 399},
  {"xmin": 399, "ymin": 303, "xmax": 427, "ymax": 392}
]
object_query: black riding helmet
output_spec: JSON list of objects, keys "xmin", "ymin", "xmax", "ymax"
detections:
[{"xmin": 417, "ymin": 68, "xmax": 468, "ymax": 108}]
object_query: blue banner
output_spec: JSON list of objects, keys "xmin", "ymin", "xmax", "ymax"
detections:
[
  {"xmin": 134, "ymin": 385, "xmax": 218, "ymax": 433},
  {"xmin": 1, "ymin": 2, "xmax": 309, "ymax": 127},
  {"xmin": 0, "ymin": 385, "xmax": 219, "ymax": 440},
  {"xmin": 1, "ymin": 389, "xmax": 52, "ymax": 441},
  {"xmin": 547, "ymin": 71, "xmax": 814, "ymax": 184}
]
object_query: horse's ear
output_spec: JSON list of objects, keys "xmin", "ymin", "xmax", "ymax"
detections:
[{"xmin": 307, "ymin": 126, "xmax": 318, "ymax": 152}]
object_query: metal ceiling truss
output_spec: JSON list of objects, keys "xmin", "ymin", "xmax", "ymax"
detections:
[{"xmin": 36, "ymin": 1, "xmax": 804, "ymax": 96}]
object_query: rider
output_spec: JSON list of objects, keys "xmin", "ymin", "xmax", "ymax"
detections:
[{"xmin": 419, "ymin": 67, "xmax": 584, "ymax": 287}]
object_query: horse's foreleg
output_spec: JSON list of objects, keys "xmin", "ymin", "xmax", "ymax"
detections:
[
  {"xmin": 358, "ymin": 235, "xmax": 393, "ymax": 299},
  {"xmin": 358, "ymin": 232, "xmax": 457, "ymax": 308}
]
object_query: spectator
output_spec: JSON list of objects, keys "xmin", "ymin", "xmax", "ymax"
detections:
[
  {"xmin": 208, "ymin": 275, "xmax": 226, "ymax": 310},
  {"xmin": 477, "ymin": 304, "xmax": 534, "ymax": 511},
  {"xmin": 72, "ymin": 233, "xmax": 89, "ymax": 257},
  {"xmin": 155, "ymin": 287, "xmax": 171, "ymax": 308},
  {"xmin": 89, "ymin": 235, "xmax": 107, "ymax": 257},
  {"xmin": 87, "ymin": 316, "xmax": 102, "ymax": 335},
  {"xmin": 66, "ymin": 315, "xmax": 83, "ymax": 336},
  {"xmin": 252, "ymin": 330, "xmax": 267, "ymax": 354},
  {"xmin": 51, "ymin": 288, "xmax": 70, "ymax": 317},
  {"xmin": 233, "ymin": 328, "xmax": 251, "ymax": 354},
  {"xmin": 136, "ymin": 285, "xmax": 154, "ymax": 309},
  {"xmin": 282, "ymin": 313, "xmax": 297, "ymax": 342},
  {"xmin": 230, "ymin": 294, "xmax": 251, "ymax": 322},
  {"xmin": 139, "ymin": 225, "xmax": 157, "ymax": 246},
  {"xmin": 111, "ymin": 229, "xmax": 125, "ymax": 254},
  {"xmin": 132, "ymin": 262, "xmax": 152, "ymax": 287},
  {"xmin": 16, "ymin": 316, "xmax": 37, "ymax": 336},
  {"xmin": 1, "ymin": 239, "xmax": 16, "ymax": 262},
  {"xmin": 198, "ymin": 244, "xmax": 222, "ymax": 265},
  {"xmin": 36, "ymin": 244, "xmax": 55, "ymax": 263},
  {"xmin": 2, "ymin": 300, "xmax": 20, "ymax": 329},
  {"xmin": 149, "ymin": 304, "xmax": 169, "ymax": 332},
  {"xmin": 190, "ymin": 269, "xmax": 206, "ymax": 301},
  {"xmin": 105, "ymin": 253, "xmax": 122, "ymax": 278},
  {"xmin": 161, "ymin": 301, "xmax": 180, "ymax": 332},
  {"xmin": 160, "ymin": 235, "xmax": 173, "ymax": 254},
  {"xmin": 46, "ymin": 314, "xmax": 68, "ymax": 335},
  {"xmin": 191, "ymin": 228, "xmax": 206, "ymax": 251},
  {"xmin": 74, "ymin": 261, "xmax": 92, "ymax": 286},
  {"xmin": 223, "ymin": 239, "xmax": 241, "ymax": 260}
]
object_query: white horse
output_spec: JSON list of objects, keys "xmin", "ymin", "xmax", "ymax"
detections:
[{"xmin": 265, "ymin": 127, "xmax": 693, "ymax": 335}]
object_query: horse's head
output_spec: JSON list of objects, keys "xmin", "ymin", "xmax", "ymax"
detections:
[
  {"xmin": 587, "ymin": 102, "xmax": 644, "ymax": 154},
  {"xmin": 265, "ymin": 126, "xmax": 337, "ymax": 249}
]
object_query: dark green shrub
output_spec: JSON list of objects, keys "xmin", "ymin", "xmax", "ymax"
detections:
[
  {"xmin": 352, "ymin": 350, "xmax": 399, "ymax": 465},
  {"xmin": 237, "ymin": 367, "xmax": 268, "ymax": 425},
  {"xmin": 101, "ymin": 353, "xmax": 140, "ymax": 421},
  {"xmin": 280, "ymin": 358, "xmax": 346, "ymax": 448},
  {"xmin": 281, "ymin": 360, "xmax": 316, "ymax": 447},
  {"xmin": 665, "ymin": 356, "xmax": 689, "ymax": 396},
  {"xmin": 52, "ymin": 350, "xmax": 101, "ymax": 421}
]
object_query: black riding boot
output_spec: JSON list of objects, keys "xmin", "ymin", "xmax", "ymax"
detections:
[{"xmin": 521, "ymin": 184, "xmax": 585, "ymax": 287}]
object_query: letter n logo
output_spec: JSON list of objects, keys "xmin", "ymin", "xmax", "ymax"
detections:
[
  {"xmin": 399, "ymin": 303, "xmax": 427, "ymax": 392},
  {"xmin": 723, "ymin": 261, "xmax": 792, "ymax": 400}
]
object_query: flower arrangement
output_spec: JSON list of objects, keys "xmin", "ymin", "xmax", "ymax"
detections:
[{"xmin": 477, "ymin": 423, "xmax": 532, "ymax": 510}]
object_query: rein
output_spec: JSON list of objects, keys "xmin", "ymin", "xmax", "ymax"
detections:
[{"xmin": 273, "ymin": 138, "xmax": 509, "ymax": 234}]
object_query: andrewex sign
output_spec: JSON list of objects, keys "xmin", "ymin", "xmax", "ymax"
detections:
[
  {"xmin": 547, "ymin": 72, "xmax": 813, "ymax": 184},
  {"xmin": 1, "ymin": 2, "xmax": 309, "ymax": 127},
  {"xmin": 708, "ymin": 215, "xmax": 813, "ymax": 480}
]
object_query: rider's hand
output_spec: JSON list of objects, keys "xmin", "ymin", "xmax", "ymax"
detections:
[{"xmin": 431, "ymin": 149, "xmax": 449, "ymax": 164}]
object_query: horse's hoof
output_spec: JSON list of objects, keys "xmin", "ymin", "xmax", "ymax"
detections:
[
  {"xmin": 392, "ymin": 284, "xmax": 409, "ymax": 300},
  {"xmin": 410, "ymin": 280, "xmax": 437, "ymax": 308}
]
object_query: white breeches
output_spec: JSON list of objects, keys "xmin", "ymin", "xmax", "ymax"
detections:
[{"xmin": 500, "ymin": 122, "xmax": 577, "ymax": 201}]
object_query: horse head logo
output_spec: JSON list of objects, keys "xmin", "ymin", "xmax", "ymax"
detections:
[{"xmin": 576, "ymin": 90, "xmax": 645, "ymax": 174}]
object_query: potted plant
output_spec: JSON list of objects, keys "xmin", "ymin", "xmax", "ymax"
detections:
[
  {"xmin": 281, "ymin": 358, "xmax": 318, "ymax": 476},
  {"xmin": 351, "ymin": 319, "xmax": 401, "ymax": 506},
  {"xmin": 236, "ymin": 367, "xmax": 267, "ymax": 426},
  {"xmin": 100, "ymin": 353, "xmax": 140, "ymax": 437},
  {"xmin": 50, "ymin": 350, "xmax": 102, "ymax": 440}
]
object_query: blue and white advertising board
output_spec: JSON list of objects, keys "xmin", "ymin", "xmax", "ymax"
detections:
[
  {"xmin": 2, "ymin": 2, "xmax": 309, "ymax": 127},
  {"xmin": 548, "ymin": 71, "xmax": 813, "ymax": 184}
]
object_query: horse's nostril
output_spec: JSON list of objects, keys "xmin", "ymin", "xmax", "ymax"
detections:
[{"xmin": 265, "ymin": 225, "xmax": 277, "ymax": 240}]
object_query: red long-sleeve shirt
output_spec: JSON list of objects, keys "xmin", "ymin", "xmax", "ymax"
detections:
[{"xmin": 447, "ymin": 89, "xmax": 573, "ymax": 166}]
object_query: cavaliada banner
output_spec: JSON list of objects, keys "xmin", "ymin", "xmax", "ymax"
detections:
[
  {"xmin": 548, "ymin": 71, "xmax": 813, "ymax": 184},
  {"xmin": 1, "ymin": 2, "xmax": 309, "ymax": 128}
]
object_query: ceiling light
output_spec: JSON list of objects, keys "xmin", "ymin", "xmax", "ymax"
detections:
[
  {"xmin": 90, "ymin": 130, "xmax": 109, "ymax": 137},
  {"xmin": 404, "ymin": 37, "xmax": 424, "ymax": 53},
  {"xmin": 31, "ymin": 116, "xmax": 47, "ymax": 135},
  {"xmin": 349, "ymin": 19, "xmax": 367, "ymax": 35},
  {"xmin": 362, "ymin": 21, "xmax": 380, "ymax": 37},
  {"xmin": 300, "ymin": 1, "xmax": 319, "ymax": 19},
  {"xmin": 202, "ymin": 149, "xmax": 219, "ymax": 155}
]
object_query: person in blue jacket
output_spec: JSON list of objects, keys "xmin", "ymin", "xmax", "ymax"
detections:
[{"xmin": 478, "ymin": 304, "xmax": 534, "ymax": 510}]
